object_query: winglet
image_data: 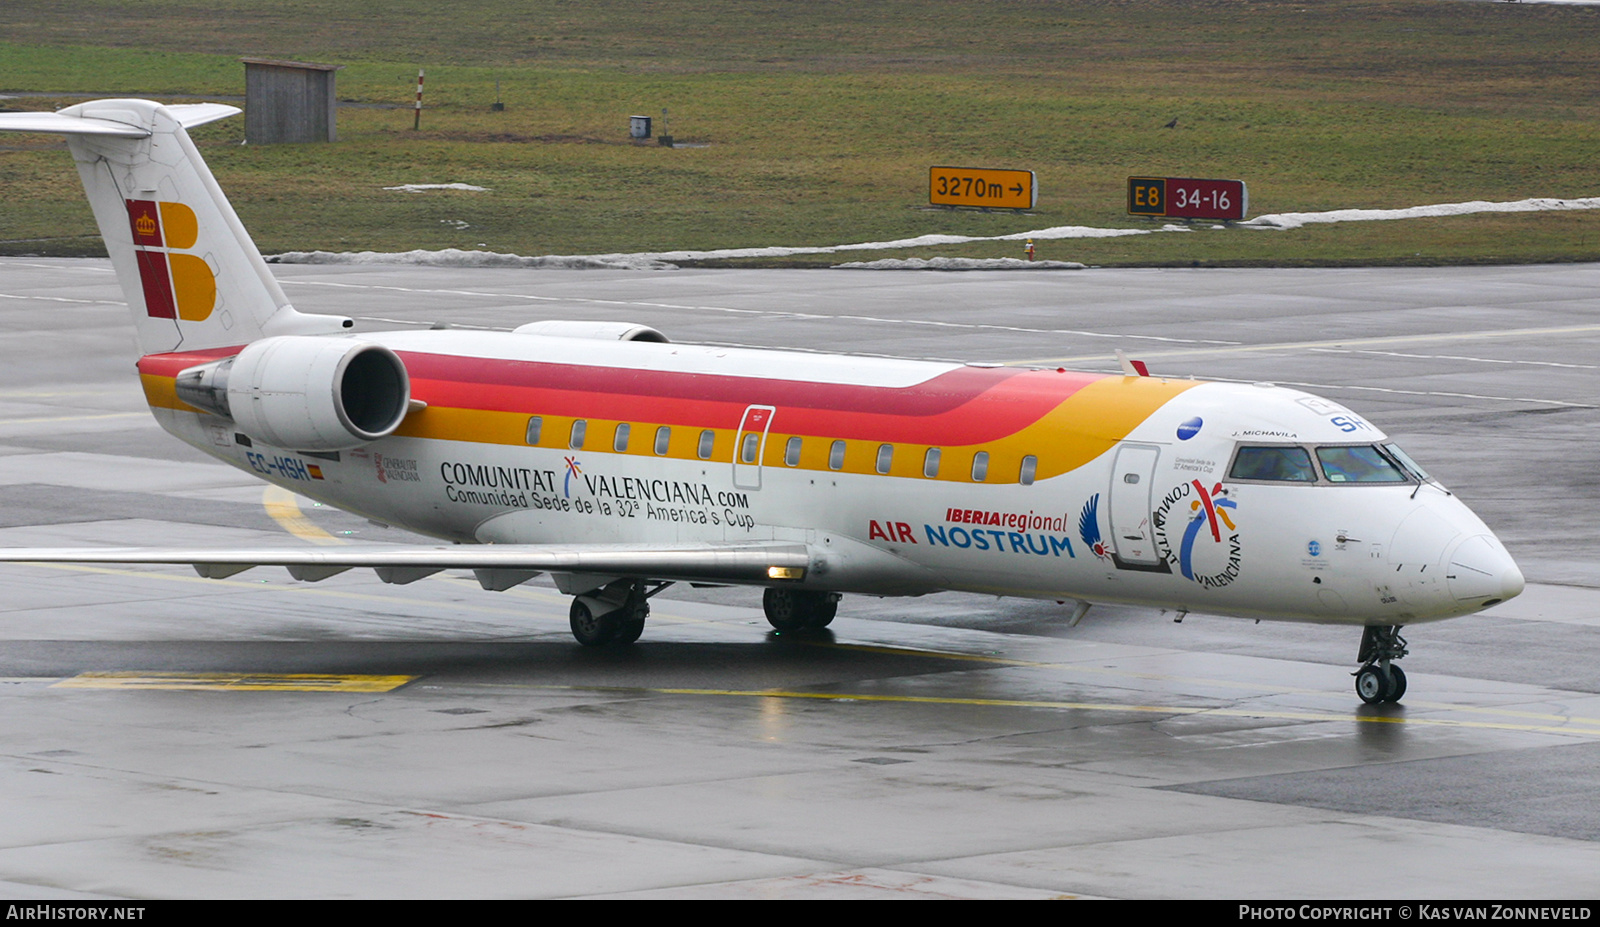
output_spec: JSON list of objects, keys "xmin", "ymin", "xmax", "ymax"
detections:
[{"xmin": 1116, "ymin": 349, "xmax": 1150, "ymax": 377}]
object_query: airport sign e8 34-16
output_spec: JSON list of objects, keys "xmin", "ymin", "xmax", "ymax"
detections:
[{"xmin": 1128, "ymin": 177, "xmax": 1248, "ymax": 221}]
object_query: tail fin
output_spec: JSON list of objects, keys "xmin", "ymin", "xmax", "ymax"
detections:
[{"xmin": 0, "ymin": 99, "xmax": 350, "ymax": 355}]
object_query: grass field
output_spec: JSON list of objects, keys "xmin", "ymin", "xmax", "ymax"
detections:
[{"xmin": 1, "ymin": 0, "xmax": 1597, "ymax": 265}]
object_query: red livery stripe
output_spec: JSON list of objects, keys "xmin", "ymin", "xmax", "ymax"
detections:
[
  {"xmin": 136, "ymin": 347, "xmax": 1146, "ymax": 452},
  {"xmin": 137, "ymin": 346, "xmax": 245, "ymax": 377},
  {"xmin": 399, "ymin": 353, "xmax": 1100, "ymax": 445}
]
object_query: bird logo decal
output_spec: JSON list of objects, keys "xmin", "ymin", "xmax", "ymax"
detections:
[{"xmin": 1079, "ymin": 493, "xmax": 1110, "ymax": 560}]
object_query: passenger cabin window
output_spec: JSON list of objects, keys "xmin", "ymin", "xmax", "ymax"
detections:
[
  {"xmin": 785, "ymin": 436, "xmax": 802, "ymax": 467},
  {"xmin": 741, "ymin": 432, "xmax": 761, "ymax": 464},
  {"xmin": 697, "ymin": 429, "xmax": 716, "ymax": 460},
  {"xmin": 1317, "ymin": 445, "xmax": 1409, "ymax": 483},
  {"xmin": 1019, "ymin": 455, "xmax": 1038, "ymax": 486},
  {"xmin": 875, "ymin": 444, "xmax": 894, "ymax": 475},
  {"xmin": 923, "ymin": 447, "xmax": 941, "ymax": 478},
  {"xmin": 828, "ymin": 440, "xmax": 846, "ymax": 471},
  {"xmin": 525, "ymin": 416, "xmax": 542, "ymax": 446},
  {"xmin": 971, "ymin": 451, "xmax": 989, "ymax": 482},
  {"xmin": 654, "ymin": 426, "xmax": 671, "ymax": 456},
  {"xmin": 569, "ymin": 419, "xmax": 587, "ymax": 449},
  {"xmin": 1229, "ymin": 446, "xmax": 1315, "ymax": 482},
  {"xmin": 613, "ymin": 423, "xmax": 630, "ymax": 452}
]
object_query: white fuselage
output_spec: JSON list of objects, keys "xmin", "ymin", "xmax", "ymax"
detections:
[{"xmin": 143, "ymin": 329, "xmax": 1523, "ymax": 627}]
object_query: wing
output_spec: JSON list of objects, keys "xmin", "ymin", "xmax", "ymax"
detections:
[{"xmin": 0, "ymin": 541, "xmax": 812, "ymax": 589}]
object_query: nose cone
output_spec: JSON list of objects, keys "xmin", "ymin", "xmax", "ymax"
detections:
[{"xmin": 1447, "ymin": 534, "xmax": 1525, "ymax": 608}]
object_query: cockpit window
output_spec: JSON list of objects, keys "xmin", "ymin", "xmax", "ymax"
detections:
[
  {"xmin": 1229, "ymin": 446, "xmax": 1316, "ymax": 482},
  {"xmin": 1381, "ymin": 443, "xmax": 1430, "ymax": 481},
  {"xmin": 1316, "ymin": 445, "xmax": 1409, "ymax": 483}
]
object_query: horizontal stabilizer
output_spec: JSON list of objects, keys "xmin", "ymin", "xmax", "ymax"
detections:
[
  {"xmin": 0, "ymin": 111, "xmax": 150, "ymax": 137},
  {"xmin": 0, "ymin": 103, "xmax": 240, "ymax": 136},
  {"xmin": 167, "ymin": 103, "xmax": 244, "ymax": 129}
]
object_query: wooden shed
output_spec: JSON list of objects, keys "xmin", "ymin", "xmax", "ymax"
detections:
[{"xmin": 241, "ymin": 58, "xmax": 343, "ymax": 144}]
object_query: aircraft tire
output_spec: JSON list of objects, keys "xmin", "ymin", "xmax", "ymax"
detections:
[
  {"xmin": 615, "ymin": 617, "xmax": 646, "ymax": 644},
  {"xmin": 804, "ymin": 593, "xmax": 840, "ymax": 629},
  {"xmin": 1355, "ymin": 665, "xmax": 1387, "ymax": 705},
  {"xmin": 570, "ymin": 598, "xmax": 619, "ymax": 646},
  {"xmin": 615, "ymin": 602, "xmax": 648, "ymax": 644},
  {"xmin": 762, "ymin": 588, "xmax": 809, "ymax": 632},
  {"xmin": 1384, "ymin": 664, "xmax": 1407, "ymax": 702}
]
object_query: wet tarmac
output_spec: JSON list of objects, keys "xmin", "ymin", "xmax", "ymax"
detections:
[{"xmin": 1, "ymin": 258, "xmax": 1597, "ymax": 898}]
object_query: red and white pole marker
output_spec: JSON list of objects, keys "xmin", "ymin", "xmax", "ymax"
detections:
[{"xmin": 413, "ymin": 69, "xmax": 424, "ymax": 130}]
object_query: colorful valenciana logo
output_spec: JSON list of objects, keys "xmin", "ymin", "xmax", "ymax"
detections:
[
  {"xmin": 1178, "ymin": 479, "xmax": 1239, "ymax": 584},
  {"xmin": 126, "ymin": 199, "xmax": 215, "ymax": 321},
  {"xmin": 563, "ymin": 456, "xmax": 582, "ymax": 498},
  {"xmin": 1150, "ymin": 479, "xmax": 1243, "ymax": 588}
]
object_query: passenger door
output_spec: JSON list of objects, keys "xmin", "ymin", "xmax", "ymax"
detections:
[
  {"xmin": 732, "ymin": 405, "xmax": 775, "ymax": 490},
  {"xmin": 1109, "ymin": 444, "xmax": 1163, "ymax": 568}
]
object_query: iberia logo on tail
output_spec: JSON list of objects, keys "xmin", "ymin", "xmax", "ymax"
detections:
[{"xmin": 126, "ymin": 199, "xmax": 215, "ymax": 322}]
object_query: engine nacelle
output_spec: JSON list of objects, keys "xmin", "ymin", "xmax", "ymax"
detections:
[
  {"xmin": 174, "ymin": 336, "xmax": 410, "ymax": 450},
  {"xmin": 512, "ymin": 320, "xmax": 669, "ymax": 342}
]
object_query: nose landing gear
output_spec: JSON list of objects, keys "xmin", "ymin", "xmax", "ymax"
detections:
[{"xmin": 1354, "ymin": 625, "xmax": 1409, "ymax": 704}]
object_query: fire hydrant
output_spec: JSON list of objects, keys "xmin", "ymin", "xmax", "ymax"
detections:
[{"xmin": 1024, "ymin": 239, "xmax": 1035, "ymax": 262}]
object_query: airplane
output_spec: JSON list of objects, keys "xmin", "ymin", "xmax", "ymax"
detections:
[{"xmin": 0, "ymin": 99, "xmax": 1524, "ymax": 704}]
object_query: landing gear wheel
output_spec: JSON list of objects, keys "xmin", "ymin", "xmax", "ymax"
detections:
[
  {"xmin": 763, "ymin": 589, "xmax": 840, "ymax": 632},
  {"xmin": 1355, "ymin": 665, "xmax": 1387, "ymax": 705},
  {"xmin": 1355, "ymin": 663, "xmax": 1407, "ymax": 704},
  {"xmin": 615, "ymin": 618, "xmax": 646, "ymax": 644},
  {"xmin": 806, "ymin": 594, "xmax": 839, "ymax": 629},
  {"xmin": 615, "ymin": 604, "xmax": 649, "ymax": 645},
  {"xmin": 1354, "ymin": 625, "xmax": 1410, "ymax": 703},
  {"xmin": 762, "ymin": 588, "xmax": 809, "ymax": 632},
  {"xmin": 570, "ymin": 580, "xmax": 664, "ymax": 646},
  {"xmin": 1384, "ymin": 664, "xmax": 1407, "ymax": 702},
  {"xmin": 570, "ymin": 598, "xmax": 618, "ymax": 647}
]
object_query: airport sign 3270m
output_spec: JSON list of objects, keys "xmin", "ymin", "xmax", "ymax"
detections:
[{"xmin": 929, "ymin": 166, "xmax": 1036, "ymax": 210}]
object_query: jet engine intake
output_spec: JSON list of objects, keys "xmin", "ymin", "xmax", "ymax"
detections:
[{"xmin": 174, "ymin": 336, "xmax": 411, "ymax": 450}]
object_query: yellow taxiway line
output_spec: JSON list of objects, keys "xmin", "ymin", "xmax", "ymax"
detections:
[
  {"xmin": 440, "ymin": 682, "xmax": 1600, "ymax": 739},
  {"xmin": 54, "ymin": 672, "xmax": 415, "ymax": 692},
  {"xmin": 262, "ymin": 485, "xmax": 347, "ymax": 545}
]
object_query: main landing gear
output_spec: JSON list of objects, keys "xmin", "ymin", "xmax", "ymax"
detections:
[
  {"xmin": 569, "ymin": 579, "xmax": 672, "ymax": 646},
  {"xmin": 763, "ymin": 588, "xmax": 841, "ymax": 632},
  {"xmin": 1353, "ymin": 624, "xmax": 1409, "ymax": 704}
]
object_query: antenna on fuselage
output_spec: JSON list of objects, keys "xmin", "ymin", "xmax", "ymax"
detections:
[{"xmin": 1116, "ymin": 349, "xmax": 1150, "ymax": 377}]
